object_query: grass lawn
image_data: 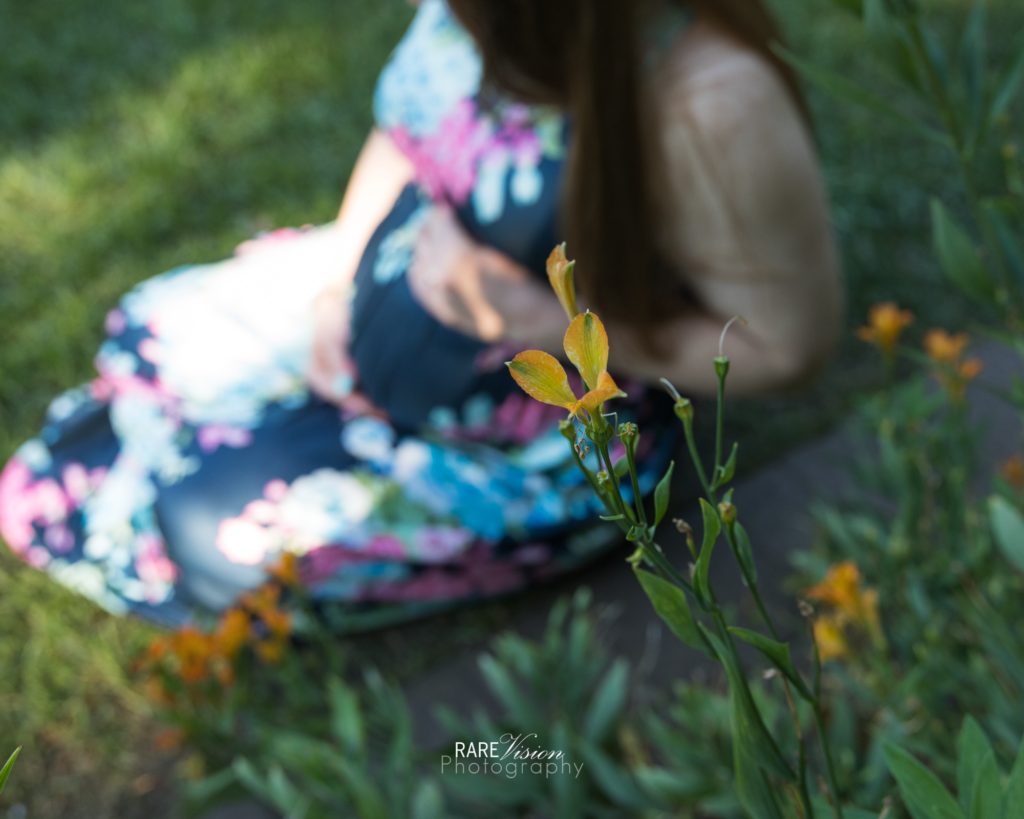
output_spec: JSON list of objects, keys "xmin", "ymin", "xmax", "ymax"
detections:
[{"xmin": 0, "ymin": 0, "xmax": 1021, "ymax": 816}]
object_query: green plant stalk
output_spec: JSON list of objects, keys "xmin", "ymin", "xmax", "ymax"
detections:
[
  {"xmin": 680, "ymin": 412, "xmax": 715, "ymax": 502},
  {"xmin": 723, "ymin": 523, "xmax": 781, "ymax": 642},
  {"xmin": 623, "ymin": 431, "xmax": 648, "ymax": 529},
  {"xmin": 903, "ymin": 14, "xmax": 1022, "ymax": 321},
  {"xmin": 813, "ymin": 703, "xmax": 844, "ymax": 819}
]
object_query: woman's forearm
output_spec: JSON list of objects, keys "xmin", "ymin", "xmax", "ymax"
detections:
[{"xmin": 328, "ymin": 129, "xmax": 415, "ymax": 291}]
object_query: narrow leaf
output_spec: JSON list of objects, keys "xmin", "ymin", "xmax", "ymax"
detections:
[
  {"xmin": 989, "ymin": 495, "xmax": 1024, "ymax": 573},
  {"xmin": 584, "ymin": 658, "xmax": 630, "ymax": 743},
  {"xmin": 328, "ymin": 677, "xmax": 365, "ymax": 758},
  {"xmin": 957, "ymin": 716, "xmax": 994, "ymax": 815},
  {"xmin": 989, "ymin": 29, "xmax": 1024, "ymax": 130},
  {"xmin": 775, "ymin": 45, "xmax": 952, "ymax": 147},
  {"xmin": 734, "ymin": 522, "xmax": 758, "ymax": 585},
  {"xmin": 563, "ymin": 311, "xmax": 609, "ymax": 391},
  {"xmin": 1003, "ymin": 734, "xmax": 1024, "ymax": 819},
  {"xmin": 883, "ymin": 743, "xmax": 965, "ymax": 819},
  {"xmin": 654, "ymin": 461, "xmax": 674, "ymax": 526},
  {"xmin": 0, "ymin": 747, "xmax": 20, "ymax": 795},
  {"xmin": 634, "ymin": 568, "xmax": 707, "ymax": 653},
  {"xmin": 694, "ymin": 499, "xmax": 721, "ymax": 604},
  {"xmin": 728, "ymin": 627, "xmax": 815, "ymax": 702},
  {"xmin": 931, "ymin": 199, "xmax": 995, "ymax": 304},
  {"xmin": 703, "ymin": 625, "xmax": 795, "ymax": 783},
  {"xmin": 958, "ymin": 3, "xmax": 986, "ymax": 144},
  {"xmin": 970, "ymin": 751, "xmax": 1000, "ymax": 819}
]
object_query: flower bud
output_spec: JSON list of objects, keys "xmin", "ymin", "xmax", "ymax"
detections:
[
  {"xmin": 673, "ymin": 397, "xmax": 694, "ymax": 423},
  {"xmin": 718, "ymin": 501, "xmax": 737, "ymax": 526},
  {"xmin": 714, "ymin": 356, "xmax": 730, "ymax": 380}
]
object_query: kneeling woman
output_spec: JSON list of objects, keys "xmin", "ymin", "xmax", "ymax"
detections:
[{"xmin": 0, "ymin": 0, "xmax": 841, "ymax": 630}]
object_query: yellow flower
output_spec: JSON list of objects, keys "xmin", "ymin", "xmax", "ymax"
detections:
[
  {"xmin": 923, "ymin": 328, "xmax": 983, "ymax": 402},
  {"xmin": 546, "ymin": 243, "xmax": 579, "ymax": 322},
  {"xmin": 806, "ymin": 561, "xmax": 862, "ymax": 616},
  {"xmin": 856, "ymin": 302, "xmax": 913, "ymax": 357},
  {"xmin": 508, "ymin": 311, "xmax": 626, "ymax": 420},
  {"xmin": 813, "ymin": 614, "xmax": 850, "ymax": 662}
]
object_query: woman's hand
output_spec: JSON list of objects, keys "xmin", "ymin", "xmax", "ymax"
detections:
[
  {"xmin": 408, "ymin": 205, "xmax": 538, "ymax": 343},
  {"xmin": 307, "ymin": 286, "xmax": 384, "ymax": 417}
]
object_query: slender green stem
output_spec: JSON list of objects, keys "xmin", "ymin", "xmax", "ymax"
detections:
[
  {"xmin": 715, "ymin": 372, "xmax": 726, "ymax": 476},
  {"xmin": 813, "ymin": 704, "xmax": 845, "ymax": 819},
  {"xmin": 681, "ymin": 416, "xmax": 715, "ymax": 503},
  {"xmin": 623, "ymin": 436, "xmax": 648, "ymax": 529}
]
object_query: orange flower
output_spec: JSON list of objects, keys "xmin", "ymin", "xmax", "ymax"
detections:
[
  {"xmin": 1002, "ymin": 455, "xmax": 1024, "ymax": 490},
  {"xmin": 144, "ymin": 677, "xmax": 174, "ymax": 706},
  {"xmin": 153, "ymin": 727, "xmax": 187, "ymax": 751},
  {"xmin": 145, "ymin": 636, "xmax": 169, "ymax": 664},
  {"xmin": 267, "ymin": 552, "xmax": 300, "ymax": 587},
  {"xmin": 923, "ymin": 328, "xmax": 983, "ymax": 402},
  {"xmin": 214, "ymin": 608, "xmax": 251, "ymax": 659},
  {"xmin": 215, "ymin": 663, "xmax": 236, "ymax": 688},
  {"xmin": 923, "ymin": 328, "xmax": 969, "ymax": 364},
  {"xmin": 806, "ymin": 561, "xmax": 885, "ymax": 659},
  {"xmin": 546, "ymin": 243, "xmax": 579, "ymax": 321},
  {"xmin": 857, "ymin": 302, "xmax": 913, "ymax": 357},
  {"xmin": 170, "ymin": 626, "xmax": 214, "ymax": 684},
  {"xmin": 261, "ymin": 608, "xmax": 292, "ymax": 640},
  {"xmin": 255, "ymin": 637, "xmax": 287, "ymax": 665},
  {"xmin": 806, "ymin": 561, "xmax": 862, "ymax": 614},
  {"xmin": 240, "ymin": 583, "xmax": 282, "ymax": 616}
]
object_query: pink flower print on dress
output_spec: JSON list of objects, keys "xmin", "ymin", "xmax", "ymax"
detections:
[
  {"xmin": 62, "ymin": 462, "xmax": 92, "ymax": 506},
  {"xmin": 104, "ymin": 308, "xmax": 127, "ymax": 337},
  {"xmin": 134, "ymin": 533, "xmax": 178, "ymax": 593},
  {"xmin": 216, "ymin": 517, "xmax": 274, "ymax": 566},
  {"xmin": 415, "ymin": 526, "xmax": 476, "ymax": 562},
  {"xmin": 197, "ymin": 424, "xmax": 254, "ymax": 454},
  {"xmin": 365, "ymin": 535, "xmax": 407, "ymax": 560},
  {"xmin": 0, "ymin": 459, "xmax": 38, "ymax": 553},
  {"xmin": 263, "ymin": 479, "xmax": 289, "ymax": 503},
  {"xmin": 391, "ymin": 99, "xmax": 493, "ymax": 205}
]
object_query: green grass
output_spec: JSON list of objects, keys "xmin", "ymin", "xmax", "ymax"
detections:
[{"xmin": 0, "ymin": 0, "xmax": 1021, "ymax": 816}]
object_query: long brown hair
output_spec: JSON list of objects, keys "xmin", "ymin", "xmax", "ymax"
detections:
[{"xmin": 445, "ymin": 0, "xmax": 809, "ymax": 355}]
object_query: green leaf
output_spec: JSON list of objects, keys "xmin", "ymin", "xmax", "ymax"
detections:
[
  {"xmin": 266, "ymin": 764, "xmax": 302, "ymax": 814},
  {"xmin": 584, "ymin": 658, "xmax": 629, "ymax": 743},
  {"xmin": 989, "ymin": 495, "xmax": 1024, "ymax": 573},
  {"xmin": 713, "ymin": 443, "xmax": 738, "ymax": 490},
  {"xmin": 957, "ymin": 716, "xmax": 994, "ymax": 815},
  {"xmin": 0, "ymin": 747, "xmax": 21, "ymax": 795},
  {"xmin": 970, "ymin": 751, "xmax": 1000, "ymax": 819},
  {"xmin": 1003, "ymin": 735, "xmax": 1024, "ymax": 819},
  {"xmin": 703, "ymin": 626, "xmax": 795, "ymax": 783},
  {"xmin": 694, "ymin": 499, "xmax": 720, "ymax": 604},
  {"xmin": 811, "ymin": 798, "xmax": 885, "ymax": 819},
  {"xmin": 734, "ymin": 739, "xmax": 785, "ymax": 819},
  {"xmin": 634, "ymin": 569, "xmax": 707, "ymax": 654},
  {"xmin": 478, "ymin": 654, "xmax": 542, "ymax": 727},
  {"xmin": 989, "ymin": 29, "xmax": 1024, "ymax": 131},
  {"xmin": 328, "ymin": 676, "xmax": 365, "ymax": 758},
  {"xmin": 958, "ymin": 3, "xmax": 987, "ymax": 145},
  {"xmin": 578, "ymin": 738, "xmax": 656, "ymax": 810},
  {"xmin": 412, "ymin": 779, "xmax": 446, "ymax": 819},
  {"xmin": 232, "ymin": 757, "xmax": 271, "ymax": 802},
  {"xmin": 653, "ymin": 460, "xmax": 674, "ymax": 526},
  {"xmin": 774, "ymin": 45, "xmax": 952, "ymax": 147},
  {"xmin": 984, "ymin": 200, "xmax": 1024, "ymax": 294},
  {"xmin": 864, "ymin": 0, "xmax": 922, "ymax": 92},
  {"xmin": 727, "ymin": 627, "xmax": 815, "ymax": 702},
  {"xmin": 734, "ymin": 522, "xmax": 758, "ymax": 585},
  {"xmin": 883, "ymin": 743, "xmax": 965, "ymax": 819},
  {"xmin": 613, "ymin": 455, "xmax": 630, "ymax": 479},
  {"xmin": 931, "ymin": 199, "xmax": 995, "ymax": 304}
]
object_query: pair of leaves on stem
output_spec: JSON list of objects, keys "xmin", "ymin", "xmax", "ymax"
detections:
[{"xmin": 508, "ymin": 311, "xmax": 626, "ymax": 420}]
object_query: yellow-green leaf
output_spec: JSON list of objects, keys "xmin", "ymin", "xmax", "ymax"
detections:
[
  {"xmin": 564, "ymin": 311, "xmax": 609, "ymax": 391},
  {"xmin": 578, "ymin": 371, "xmax": 627, "ymax": 414},
  {"xmin": 508, "ymin": 350, "xmax": 578, "ymax": 410},
  {"xmin": 546, "ymin": 243, "xmax": 579, "ymax": 322}
]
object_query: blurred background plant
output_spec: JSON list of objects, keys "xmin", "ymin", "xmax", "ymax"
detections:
[{"xmin": 2, "ymin": 0, "xmax": 1024, "ymax": 816}]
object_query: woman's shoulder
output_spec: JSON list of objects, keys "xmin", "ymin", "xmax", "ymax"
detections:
[{"xmin": 654, "ymin": 17, "xmax": 803, "ymax": 139}]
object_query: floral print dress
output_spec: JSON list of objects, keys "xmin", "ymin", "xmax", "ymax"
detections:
[{"xmin": 0, "ymin": 0, "xmax": 681, "ymax": 631}]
